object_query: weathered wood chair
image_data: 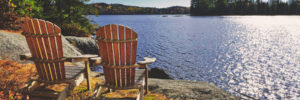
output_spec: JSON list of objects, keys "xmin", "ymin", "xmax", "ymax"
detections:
[
  {"xmin": 92, "ymin": 24, "xmax": 156, "ymax": 100},
  {"xmin": 20, "ymin": 18, "xmax": 97, "ymax": 99}
]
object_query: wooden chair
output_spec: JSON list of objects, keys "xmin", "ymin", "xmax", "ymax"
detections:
[
  {"xmin": 92, "ymin": 24, "xmax": 156, "ymax": 100},
  {"xmin": 20, "ymin": 18, "xmax": 97, "ymax": 99}
]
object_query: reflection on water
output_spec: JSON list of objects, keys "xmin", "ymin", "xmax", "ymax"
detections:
[{"xmin": 90, "ymin": 15, "xmax": 300, "ymax": 99}]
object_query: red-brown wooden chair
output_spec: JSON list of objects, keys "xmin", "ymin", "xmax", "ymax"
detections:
[
  {"xmin": 92, "ymin": 24, "xmax": 156, "ymax": 100},
  {"xmin": 19, "ymin": 18, "xmax": 97, "ymax": 99}
]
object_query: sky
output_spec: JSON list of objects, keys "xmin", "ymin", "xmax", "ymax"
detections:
[{"xmin": 85, "ymin": 0, "xmax": 190, "ymax": 8}]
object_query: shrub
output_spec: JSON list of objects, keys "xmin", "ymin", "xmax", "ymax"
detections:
[
  {"xmin": 0, "ymin": 0, "xmax": 21, "ymax": 30},
  {"xmin": 2, "ymin": 0, "xmax": 96, "ymax": 37},
  {"xmin": 61, "ymin": 23, "xmax": 91, "ymax": 37},
  {"xmin": 38, "ymin": 0, "xmax": 96, "ymax": 37}
]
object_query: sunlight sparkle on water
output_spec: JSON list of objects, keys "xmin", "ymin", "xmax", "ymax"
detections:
[
  {"xmin": 223, "ymin": 16, "xmax": 300, "ymax": 99},
  {"xmin": 91, "ymin": 15, "xmax": 300, "ymax": 99}
]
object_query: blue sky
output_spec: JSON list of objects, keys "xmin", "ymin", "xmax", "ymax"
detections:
[{"xmin": 85, "ymin": 0, "xmax": 190, "ymax": 8}]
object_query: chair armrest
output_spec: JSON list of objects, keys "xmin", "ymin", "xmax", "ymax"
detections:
[
  {"xmin": 20, "ymin": 53, "xmax": 33, "ymax": 60},
  {"xmin": 137, "ymin": 57, "xmax": 156, "ymax": 65},
  {"xmin": 64, "ymin": 54, "xmax": 98, "ymax": 62},
  {"xmin": 90, "ymin": 57, "xmax": 102, "ymax": 65}
]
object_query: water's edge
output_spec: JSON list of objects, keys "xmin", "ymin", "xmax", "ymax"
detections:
[
  {"xmin": 0, "ymin": 31, "xmax": 240, "ymax": 99},
  {"xmin": 65, "ymin": 36, "xmax": 241, "ymax": 99}
]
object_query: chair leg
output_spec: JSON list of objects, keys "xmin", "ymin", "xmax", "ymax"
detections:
[
  {"xmin": 145, "ymin": 67, "xmax": 148, "ymax": 95},
  {"xmin": 140, "ymin": 85, "xmax": 144, "ymax": 100},
  {"xmin": 27, "ymin": 81, "xmax": 40, "ymax": 93},
  {"xmin": 85, "ymin": 61, "xmax": 91, "ymax": 90},
  {"xmin": 111, "ymin": 88, "xmax": 115, "ymax": 92},
  {"xmin": 95, "ymin": 85, "xmax": 102, "ymax": 98}
]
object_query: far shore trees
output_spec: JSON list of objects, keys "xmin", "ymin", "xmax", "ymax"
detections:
[
  {"xmin": 84, "ymin": 3, "xmax": 190, "ymax": 15},
  {"xmin": 191, "ymin": 0, "xmax": 300, "ymax": 15}
]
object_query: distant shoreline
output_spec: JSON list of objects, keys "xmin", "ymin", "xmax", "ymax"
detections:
[
  {"xmin": 87, "ymin": 14, "xmax": 188, "ymax": 15},
  {"xmin": 190, "ymin": 14, "xmax": 300, "ymax": 16},
  {"xmin": 87, "ymin": 14, "xmax": 300, "ymax": 16},
  {"xmin": 84, "ymin": 3, "xmax": 190, "ymax": 15}
]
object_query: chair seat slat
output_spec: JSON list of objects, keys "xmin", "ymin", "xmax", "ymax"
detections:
[
  {"xmin": 29, "ymin": 19, "xmax": 48, "ymax": 80},
  {"xmin": 33, "ymin": 19, "xmax": 52, "ymax": 81},
  {"xmin": 54, "ymin": 25, "xmax": 65, "ymax": 79},
  {"xmin": 112, "ymin": 24, "xmax": 121, "ymax": 87}
]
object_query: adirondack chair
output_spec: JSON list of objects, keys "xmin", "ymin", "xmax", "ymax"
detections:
[
  {"xmin": 92, "ymin": 24, "xmax": 156, "ymax": 99},
  {"xmin": 19, "ymin": 18, "xmax": 97, "ymax": 99}
]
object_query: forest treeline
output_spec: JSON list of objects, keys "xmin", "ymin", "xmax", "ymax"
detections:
[
  {"xmin": 191, "ymin": 0, "xmax": 300, "ymax": 15},
  {"xmin": 84, "ymin": 3, "xmax": 190, "ymax": 15}
]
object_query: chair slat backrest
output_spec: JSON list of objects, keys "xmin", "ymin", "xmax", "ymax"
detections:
[
  {"xmin": 22, "ymin": 19, "xmax": 66, "ymax": 82},
  {"xmin": 96, "ymin": 24, "xmax": 138, "ymax": 88}
]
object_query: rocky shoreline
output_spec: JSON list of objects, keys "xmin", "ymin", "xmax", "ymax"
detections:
[
  {"xmin": 0, "ymin": 31, "xmax": 240, "ymax": 99},
  {"xmin": 147, "ymin": 68, "xmax": 238, "ymax": 99},
  {"xmin": 148, "ymin": 78, "xmax": 238, "ymax": 99}
]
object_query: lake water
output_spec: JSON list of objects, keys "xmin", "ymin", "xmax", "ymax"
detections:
[{"xmin": 89, "ymin": 15, "xmax": 300, "ymax": 99}]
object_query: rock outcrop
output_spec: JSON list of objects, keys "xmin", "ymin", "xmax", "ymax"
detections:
[
  {"xmin": 149, "ymin": 68, "xmax": 173, "ymax": 79},
  {"xmin": 148, "ymin": 78, "xmax": 239, "ymax": 99},
  {"xmin": 0, "ymin": 31, "xmax": 81, "ymax": 62},
  {"xmin": 90, "ymin": 71, "xmax": 239, "ymax": 100},
  {"xmin": 64, "ymin": 36, "xmax": 99, "ymax": 55}
]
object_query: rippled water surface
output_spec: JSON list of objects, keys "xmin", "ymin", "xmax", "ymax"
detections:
[{"xmin": 89, "ymin": 15, "xmax": 300, "ymax": 99}]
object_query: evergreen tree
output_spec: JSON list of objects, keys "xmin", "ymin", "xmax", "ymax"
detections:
[
  {"xmin": 190, "ymin": 0, "xmax": 300, "ymax": 15},
  {"xmin": 215, "ymin": 0, "xmax": 228, "ymax": 15},
  {"xmin": 10, "ymin": 0, "xmax": 95, "ymax": 36}
]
